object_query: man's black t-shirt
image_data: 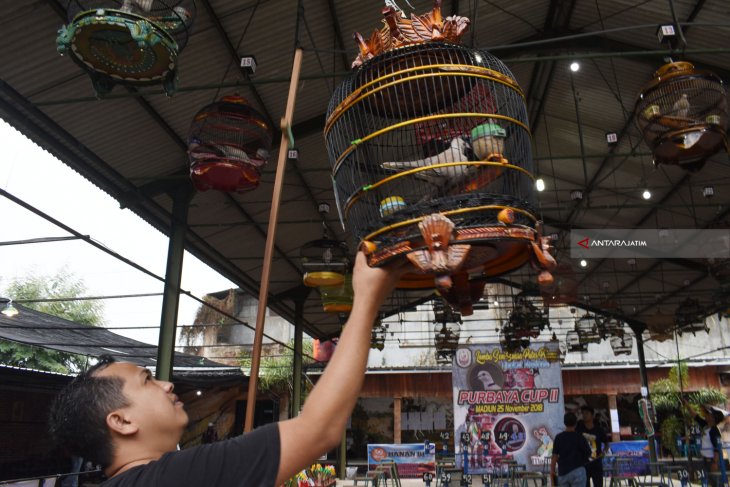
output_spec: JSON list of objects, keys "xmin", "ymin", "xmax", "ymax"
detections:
[
  {"xmin": 553, "ymin": 430, "xmax": 591, "ymax": 476},
  {"xmin": 101, "ymin": 422, "xmax": 280, "ymax": 487},
  {"xmin": 576, "ymin": 422, "xmax": 607, "ymax": 462}
]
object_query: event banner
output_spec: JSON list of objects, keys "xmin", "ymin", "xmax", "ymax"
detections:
[
  {"xmin": 452, "ymin": 342, "xmax": 563, "ymax": 473},
  {"xmin": 367, "ymin": 443, "xmax": 436, "ymax": 478},
  {"xmin": 602, "ymin": 440, "xmax": 650, "ymax": 478}
]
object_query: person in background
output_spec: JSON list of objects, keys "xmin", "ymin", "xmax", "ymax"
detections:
[
  {"xmin": 48, "ymin": 252, "xmax": 406, "ymax": 487},
  {"xmin": 690, "ymin": 401, "xmax": 726, "ymax": 484},
  {"xmin": 551, "ymin": 412, "xmax": 591, "ymax": 487},
  {"xmin": 577, "ymin": 406, "xmax": 609, "ymax": 487}
]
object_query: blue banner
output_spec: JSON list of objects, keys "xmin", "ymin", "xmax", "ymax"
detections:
[
  {"xmin": 367, "ymin": 443, "xmax": 436, "ymax": 478},
  {"xmin": 603, "ymin": 440, "xmax": 650, "ymax": 478}
]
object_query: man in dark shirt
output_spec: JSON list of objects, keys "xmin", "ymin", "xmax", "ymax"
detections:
[
  {"xmin": 576, "ymin": 406, "xmax": 609, "ymax": 487},
  {"xmin": 49, "ymin": 252, "xmax": 406, "ymax": 486},
  {"xmin": 551, "ymin": 412, "xmax": 592, "ymax": 487}
]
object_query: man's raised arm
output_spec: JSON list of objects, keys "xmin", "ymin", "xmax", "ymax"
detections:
[{"xmin": 275, "ymin": 252, "xmax": 405, "ymax": 485}]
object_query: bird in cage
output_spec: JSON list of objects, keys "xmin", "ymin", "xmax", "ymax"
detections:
[
  {"xmin": 672, "ymin": 93, "xmax": 690, "ymax": 118},
  {"xmin": 381, "ymin": 136, "xmax": 473, "ymax": 185}
]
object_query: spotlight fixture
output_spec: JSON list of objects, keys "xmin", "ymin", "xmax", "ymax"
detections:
[
  {"xmin": 642, "ymin": 189, "xmax": 652, "ymax": 200},
  {"xmin": 580, "ymin": 259, "xmax": 588, "ymax": 268},
  {"xmin": 570, "ymin": 62, "xmax": 580, "ymax": 72},
  {"xmin": 703, "ymin": 186, "xmax": 714, "ymax": 198},
  {"xmin": 536, "ymin": 178, "xmax": 546, "ymax": 192},
  {"xmin": 1, "ymin": 300, "xmax": 18, "ymax": 317}
]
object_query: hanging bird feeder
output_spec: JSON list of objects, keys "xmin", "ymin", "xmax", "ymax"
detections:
[
  {"xmin": 57, "ymin": 0, "xmax": 196, "ymax": 95},
  {"xmin": 188, "ymin": 95, "xmax": 273, "ymax": 192},
  {"xmin": 636, "ymin": 61, "xmax": 728, "ymax": 172},
  {"xmin": 300, "ymin": 238, "xmax": 350, "ymax": 287},
  {"xmin": 319, "ymin": 274, "xmax": 354, "ymax": 314},
  {"xmin": 324, "ymin": 0, "xmax": 555, "ymax": 316}
]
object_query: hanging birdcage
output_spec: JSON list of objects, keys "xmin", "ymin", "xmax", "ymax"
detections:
[
  {"xmin": 598, "ymin": 316, "xmax": 623, "ymax": 339},
  {"xmin": 320, "ymin": 274, "xmax": 353, "ymax": 314},
  {"xmin": 324, "ymin": 0, "xmax": 555, "ymax": 316},
  {"xmin": 187, "ymin": 95, "xmax": 272, "ymax": 192},
  {"xmin": 675, "ymin": 297, "xmax": 708, "ymax": 335},
  {"xmin": 565, "ymin": 330, "xmax": 587, "ymax": 353},
  {"xmin": 57, "ymin": 0, "xmax": 196, "ymax": 95},
  {"xmin": 435, "ymin": 323, "xmax": 460, "ymax": 363},
  {"xmin": 371, "ymin": 321, "xmax": 386, "ymax": 351},
  {"xmin": 509, "ymin": 292, "xmax": 549, "ymax": 339},
  {"xmin": 645, "ymin": 312, "xmax": 674, "ymax": 342},
  {"xmin": 575, "ymin": 313, "xmax": 601, "ymax": 344},
  {"xmin": 300, "ymin": 238, "xmax": 350, "ymax": 287},
  {"xmin": 610, "ymin": 332, "xmax": 633, "ymax": 356},
  {"xmin": 636, "ymin": 61, "xmax": 728, "ymax": 172},
  {"xmin": 434, "ymin": 304, "xmax": 461, "ymax": 363},
  {"xmin": 500, "ymin": 321, "xmax": 530, "ymax": 352}
]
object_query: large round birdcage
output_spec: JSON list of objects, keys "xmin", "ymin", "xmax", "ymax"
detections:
[
  {"xmin": 325, "ymin": 40, "xmax": 553, "ymax": 314},
  {"xmin": 636, "ymin": 61, "xmax": 728, "ymax": 172},
  {"xmin": 188, "ymin": 95, "xmax": 272, "ymax": 192},
  {"xmin": 57, "ymin": 0, "xmax": 196, "ymax": 94}
]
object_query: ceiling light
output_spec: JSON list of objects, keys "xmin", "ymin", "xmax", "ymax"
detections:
[
  {"xmin": 703, "ymin": 186, "xmax": 714, "ymax": 198},
  {"xmin": 642, "ymin": 189, "xmax": 651, "ymax": 200},
  {"xmin": 580, "ymin": 259, "xmax": 588, "ymax": 268},
  {"xmin": 570, "ymin": 62, "xmax": 580, "ymax": 72},
  {"xmin": 536, "ymin": 178, "xmax": 546, "ymax": 192},
  {"xmin": 196, "ymin": 390, "xmax": 203, "ymax": 396},
  {"xmin": 493, "ymin": 300, "xmax": 499, "ymax": 306},
  {"xmin": 1, "ymin": 300, "xmax": 18, "ymax": 317}
]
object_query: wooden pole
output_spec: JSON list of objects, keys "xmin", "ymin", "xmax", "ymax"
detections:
[{"xmin": 244, "ymin": 47, "xmax": 303, "ymax": 433}]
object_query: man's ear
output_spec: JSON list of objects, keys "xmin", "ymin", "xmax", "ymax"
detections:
[{"xmin": 107, "ymin": 410, "xmax": 139, "ymax": 436}]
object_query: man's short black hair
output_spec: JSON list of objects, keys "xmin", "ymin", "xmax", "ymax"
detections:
[
  {"xmin": 581, "ymin": 405, "xmax": 595, "ymax": 414},
  {"xmin": 564, "ymin": 412, "xmax": 578, "ymax": 427},
  {"xmin": 48, "ymin": 355, "xmax": 129, "ymax": 468},
  {"xmin": 711, "ymin": 409, "xmax": 725, "ymax": 424}
]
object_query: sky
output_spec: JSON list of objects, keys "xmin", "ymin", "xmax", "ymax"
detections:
[{"xmin": 0, "ymin": 119, "xmax": 237, "ymax": 345}]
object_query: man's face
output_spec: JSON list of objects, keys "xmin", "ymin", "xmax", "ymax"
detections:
[
  {"xmin": 98, "ymin": 362, "xmax": 188, "ymax": 441},
  {"xmin": 582, "ymin": 410, "xmax": 594, "ymax": 422}
]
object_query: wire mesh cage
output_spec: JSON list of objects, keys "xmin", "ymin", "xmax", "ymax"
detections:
[
  {"xmin": 300, "ymin": 238, "xmax": 350, "ymax": 287},
  {"xmin": 324, "ymin": 1, "xmax": 555, "ymax": 315},
  {"xmin": 188, "ymin": 95, "xmax": 272, "ymax": 192},
  {"xmin": 609, "ymin": 333, "xmax": 633, "ymax": 356},
  {"xmin": 57, "ymin": 0, "xmax": 196, "ymax": 94},
  {"xmin": 636, "ymin": 61, "xmax": 728, "ymax": 172}
]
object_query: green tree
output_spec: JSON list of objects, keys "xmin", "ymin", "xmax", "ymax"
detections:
[
  {"xmin": 650, "ymin": 361, "xmax": 727, "ymax": 456},
  {"xmin": 240, "ymin": 340, "xmax": 315, "ymax": 413},
  {"xmin": 1, "ymin": 269, "xmax": 104, "ymax": 373}
]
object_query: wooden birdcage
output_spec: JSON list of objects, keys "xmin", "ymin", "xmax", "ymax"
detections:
[
  {"xmin": 508, "ymin": 292, "xmax": 549, "ymax": 339},
  {"xmin": 324, "ymin": 0, "xmax": 555, "ymax": 316},
  {"xmin": 610, "ymin": 333, "xmax": 633, "ymax": 356},
  {"xmin": 188, "ymin": 95, "xmax": 272, "ymax": 192},
  {"xmin": 566, "ymin": 330, "xmax": 587, "ymax": 353},
  {"xmin": 300, "ymin": 238, "xmax": 350, "ymax": 287},
  {"xmin": 371, "ymin": 321, "xmax": 386, "ymax": 351},
  {"xmin": 57, "ymin": 0, "xmax": 196, "ymax": 94},
  {"xmin": 636, "ymin": 61, "xmax": 728, "ymax": 172}
]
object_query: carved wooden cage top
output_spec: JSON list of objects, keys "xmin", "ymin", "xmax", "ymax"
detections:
[{"xmin": 324, "ymin": 42, "xmax": 535, "ymax": 257}]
